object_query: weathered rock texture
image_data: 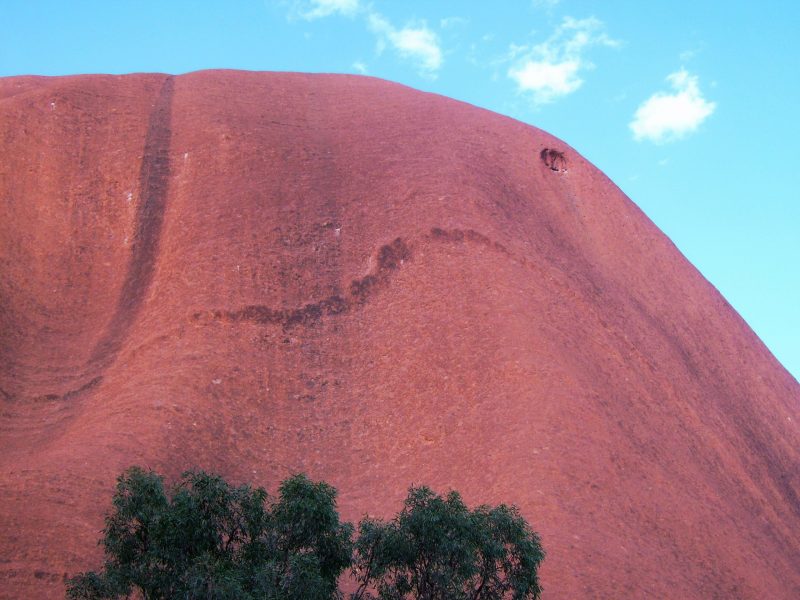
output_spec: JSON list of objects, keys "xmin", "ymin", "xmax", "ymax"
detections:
[{"xmin": 1, "ymin": 71, "xmax": 798, "ymax": 598}]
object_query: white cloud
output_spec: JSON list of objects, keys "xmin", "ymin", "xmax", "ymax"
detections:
[
  {"xmin": 507, "ymin": 16, "xmax": 618, "ymax": 105},
  {"xmin": 440, "ymin": 16, "xmax": 467, "ymax": 29},
  {"xmin": 298, "ymin": 0, "xmax": 359, "ymax": 20},
  {"xmin": 390, "ymin": 27, "xmax": 442, "ymax": 73},
  {"xmin": 630, "ymin": 69, "xmax": 716, "ymax": 143},
  {"xmin": 284, "ymin": 2, "xmax": 445, "ymax": 78},
  {"xmin": 368, "ymin": 13, "xmax": 443, "ymax": 76},
  {"xmin": 509, "ymin": 59, "xmax": 582, "ymax": 100}
]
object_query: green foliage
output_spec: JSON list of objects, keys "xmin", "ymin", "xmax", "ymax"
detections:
[
  {"xmin": 65, "ymin": 467, "xmax": 353, "ymax": 600},
  {"xmin": 350, "ymin": 487, "xmax": 544, "ymax": 600},
  {"xmin": 67, "ymin": 470, "xmax": 544, "ymax": 600}
]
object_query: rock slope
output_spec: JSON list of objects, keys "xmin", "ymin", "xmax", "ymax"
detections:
[{"xmin": 1, "ymin": 70, "xmax": 798, "ymax": 598}]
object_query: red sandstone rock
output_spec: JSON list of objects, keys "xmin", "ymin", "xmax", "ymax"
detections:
[{"xmin": 0, "ymin": 71, "xmax": 798, "ymax": 598}]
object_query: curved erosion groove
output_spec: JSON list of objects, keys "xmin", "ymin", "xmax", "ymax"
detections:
[
  {"xmin": 1, "ymin": 77, "xmax": 175, "ymax": 404},
  {"xmin": 191, "ymin": 237, "xmax": 412, "ymax": 330},
  {"xmin": 192, "ymin": 229, "xmax": 516, "ymax": 330},
  {"xmin": 88, "ymin": 75, "xmax": 175, "ymax": 368},
  {"xmin": 25, "ymin": 376, "xmax": 104, "ymax": 404}
]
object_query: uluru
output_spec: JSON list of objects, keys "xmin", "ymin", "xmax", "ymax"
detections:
[{"xmin": 1, "ymin": 70, "xmax": 798, "ymax": 598}]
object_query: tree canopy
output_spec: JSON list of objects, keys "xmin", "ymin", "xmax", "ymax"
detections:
[
  {"xmin": 351, "ymin": 486, "xmax": 544, "ymax": 600},
  {"xmin": 66, "ymin": 468, "xmax": 352, "ymax": 599},
  {"xmin": 66, "ymin": 468, "xmax": 544, "ymax": 600}
]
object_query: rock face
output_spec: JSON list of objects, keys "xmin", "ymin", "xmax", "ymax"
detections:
[{"xmin": 0, "ymin": 70, "xmax": 798, "ymax": 598}]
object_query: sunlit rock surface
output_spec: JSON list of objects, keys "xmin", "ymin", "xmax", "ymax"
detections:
[{"xmin": 1, "ymin": 71, "xmax": 798, "ymax": 598}]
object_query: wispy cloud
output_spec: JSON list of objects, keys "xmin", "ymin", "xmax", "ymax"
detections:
[
  {"xmin": 440, "ymin": 16, "xmax": 467, "ymax": 29},
  {"xmin": 368, "ymin": 13, "xmax": 443, "ymax": 76},
  {"xmin": 532, "ymin": 0, "xmax": 561, "ymax": 9},
  {"xmin": 509, "ymin": 58, "xmax": 582, "ymax": 102},
  {"xmin": 507, "ymin": 16, "xmax": 619, "ymax": 105},
  {"xmin": 285, "ymin": 1, "xmax": 444, "ymax": 78},
  {"xmin": 630, "ymin": 69, "xmax": 716, "ymax": 143},
  {"xmin": 296, "ymin": 0, "xmax": 359, "ymax": 20}
]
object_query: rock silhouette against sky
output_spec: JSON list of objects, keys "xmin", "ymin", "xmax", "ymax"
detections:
[{"xmin": 1, "ymin": 71, "xmax": 798, "ymax": 598}]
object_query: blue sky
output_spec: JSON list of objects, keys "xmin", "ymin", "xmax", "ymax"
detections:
[{"xmin": 2, "ymin": 1, "xmax": 798, "ymax": 380}]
